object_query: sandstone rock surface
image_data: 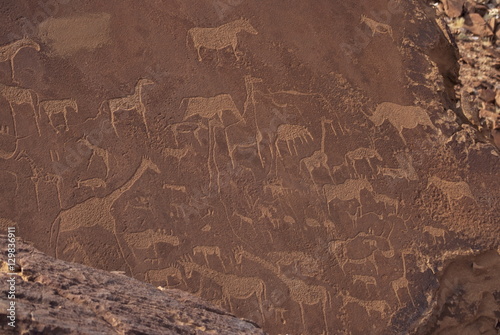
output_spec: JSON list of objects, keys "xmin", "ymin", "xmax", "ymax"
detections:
[
  {"xmin": 0, "ymin": 236, "xmax": 264, "ymax": 334},
  {"xmin": 0, "ymin": 0, "xmax": 499, "ymax": 334}
]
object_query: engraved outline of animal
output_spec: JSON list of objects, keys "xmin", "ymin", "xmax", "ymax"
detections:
[
  {"xmin": 426, "ymin": 176, "xmax": 477, "ymax": 208},
  {"xmin": 423, "ymin": 225, "xmax": 446, "ymax": 244},
  {"xmin": 193, "ymin": 245, "xmax": 226, "ymax": 271},
  {"xmin": 390, "ymin": 252, "xmax": 415, "ymax": 307},
  {"xmin": 373, "ymin": 193, "xmax": 401, "ymax": 214},
  {"xmin": 360, "ymin": 15, "xmax": 394, "ymax": 40},
  {"xmin": 145, "ymin": 264, "xmax": 186, "ymax": 288},
  {"xmin": 100, "ymin": 78, "xmax": 154, "ymax": 138},
  {"xmin": 0, "ymin": 37, "xmax": 40, "ymax": 83},
  {"xmin": 161, "ymin": 144, "xmax": 195, "ymax": 170},
  {"xmin": 0, "ymin": 83, "xmax": 41, "ymax": 149},
  {"xmin": 299, "ymin": 117, "xmax": 335, "ymax": 186},
  {"xmin": 187, "ymin": 18, "xmax": 258, "ymax": 61},
  {"xmin": 267, "ymin": 251, "xmax": 321, "ymax": 278},
  {"xmin": 365, "ymin": 102, "xmax": 436, "ymax": 144},
  {"xmin": 352, "ymin": 274, "xmax": 377, "ymax": 291},
  {"xmin": 123, "ymin": 228, "xmax": 180, "ymax": 262},
  {"xmin": 180, "ymin": 94, "xmax": 244, "ymax": 125},
  {"xmin": 323, "ymin": 178, "xmax": 373, "ymax": 215},
  {"xmin": 76, "ymin": 177, "xmax": 106, "ymax": 191},
  {"xmin": 179, "ymin": 256, "xmax": 267, "ymax": 322},
  {"xmin": 274, "ymin": 124, "xmax": 313, "ymax": 157},
  {"xmin": 344, "ymin": 146, "xmax": 383, "ymax": 176},
  {"xmin": 39, "ymin": 99, "xmax": 78, "ymax": 134},
  {"xmin": 339, "ymin": 290, "xmax": 391, "ymax": 320},
  {"xmin": 49, "ymin": 156, "xmax": 161, "ymax": 274},
  {"xmin": 231, "ymin": 247, "xmax": 330, "ymax": 333},
  {"xmin": 77, "ymin": 135, "xmax": 111, "ymax": 178},
  {"xmin": 168, "ymin": 121, "xmax": 208, "ymax": 146}
]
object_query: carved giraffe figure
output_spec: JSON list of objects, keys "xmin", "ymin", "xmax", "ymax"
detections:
[
  {"xmin": 39, "ymin": 99, "xmax": 78, "ymax": 134},
  {"xmin": 391, "ymin": 252, "xmax": 415, "ymax": 307},
  {"xmin": 360, "ymin": 15, "xmax": 394, "ymax": 40},
  {"xmin": 49, "ymin": 157, "xmax": 161, "ymax": 274},
  {"xmin": 100, "ymin": 78, "xmax": 154, "ymax": 138},
  {"xmin": 77, "ymin": 135, "xmax": 111, "ymax": 178},
  {"xmin": 339, "ymin": 290, "xmax": 391, "ymax": 320},
  {"xmin": 188, "ymin": 19, "xmax": 258, "ymax": 61},
  {"xmin": 233, "ymin": 247, "xmax": 330, "ymax": 333},
  {"xmin": 0, "ymin": 37, "xmax": 40, "ymax": 83},
  {"xmin": 274, "ymin": 124, "xmax": 313, "ymax": 157},
  {"xmin": 300, "ymin": 117, "xmax": 334, "ymax": 186},
  {"xmin": 178, "ymin": 256, "xmax": 266, "ymax": 322}
]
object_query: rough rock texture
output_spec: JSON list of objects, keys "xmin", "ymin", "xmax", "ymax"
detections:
[
  {"xmin": 0, "ymin": 236, "xmax": 265, "ymax": 334},
  {"xmin": 0, "ymin": 0, "xmax": 499, "ymax": 334}
]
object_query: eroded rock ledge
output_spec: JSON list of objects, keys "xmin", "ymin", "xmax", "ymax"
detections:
[{"xmin": 0, "ymin": 236, "xmax": 265, "ymax": 335}]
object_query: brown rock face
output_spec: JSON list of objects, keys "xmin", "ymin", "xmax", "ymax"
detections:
[
  {"xmin": 0, "ymin": 0, "xmax": 498, "ymax": 334},
  {"xmin": 0, "ymin": 236, "xmax": 264, "ymax": 334}
]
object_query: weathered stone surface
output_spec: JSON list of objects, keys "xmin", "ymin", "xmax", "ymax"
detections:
[
  {"xmin": 0, "ymin": 236, "xmax": 264, "ymax": 334},
  {"xmin": 0, "ymin": 0, "xmax": 498, "ymax": 334}
]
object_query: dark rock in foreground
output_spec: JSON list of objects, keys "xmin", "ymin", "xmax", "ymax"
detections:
[{"xmin": 0, "ymin": 236, "xmax": 265, "ymax": 335}]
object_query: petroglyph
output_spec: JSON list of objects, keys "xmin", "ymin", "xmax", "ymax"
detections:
[
  {"xmin": 0, "ymin": 83, "xmax": 41, "ymax": 141},
  {"xmin": 39, "ymin": 99, "xmax": 78, "ymax": 134},
  {"xmin": 0, "ymin": 37, "xmax": 40, "ymax": 83},
  {"xmin": 423, "ymin": 225, "xmax": 447, "ymax": 244},
  {"xmin": 193, "ymin": 246, "xmax": 226, "ymax": 271},
  {"xmin": 77, "ymin": 177, "xmax": 106, "ymax": 191},
  {"xmin": 275, "ymin": 124, "xmax": 313, "ymax": 157},
  {"xmin": 339, "ymin": 291, "xmax": 391, "ymax": 319},
  {"xmin": 145, "ymin": 264, "xmax": 186, "ymax": 287},
  {"xmin": 101, "ymin": 78, "xmax": 154, "ymax": 138},
  {"xmin": 300, "ymin": 118, "xmax": 335, "ymax": 185},
  {"xmin": 49, "ymin": 156, "xmax": 161, "ymax": 273},
  {"xmin": 391, "ymin": 252, "xmax": 415, "ymax": 307},
  {"xmin": 16, "ymin": 151, "xmax": 63, "ymax": 210},
  {"xmin": 352, "ymin": 274, "xmax": 377, "ymax": 291},
  {"xmin": 168, "ymin": 121, "xmax": 207, "ymax": 146},
  {"xmin": 187, "ymin": 19, "xmax": 258, "ymax": 61},
  {"xmin": 373, "ymin": 193, "xmax": 401, "ymax": 214},
  {"xmin": 0, "ymin": 125, "xmax": 9, "ymax": 135},
  {"xmin": 233, "ymin": 247, "xmax": 329, "ymax": 331},
  {"xmin": 124, "ymin": 196, "xmax": 155, "ymax": 214},
  {"xmin": 367, "ymin": 103, "xmax": 435, "ymax": 144},
  {"xmin": 360, "ymin": 15, "xmax": 394, "ymax": 40},
  {"xmin": 426, "ymin": 176, "xmax": 476, "ymax": 208},
  {"xmin": 77, "ymin": 135, "xmax": 111, "ymax": 178},
  {"xmin": 179, "ymin": 256, "xmax": 266, "ymax": 320},
  {"xmin": 329, "ymin": 239, "xmax": 379, "ymax": 274},
  {"xmin": 267, "ymin": 251, "xmax": 321, "ymax": 277},
  {"xmin": 323, "ymin": 179, "xmax": 373, "ymax": 214},
  {"xmin": 123, "ymin": 228, "xmax": 179, "ymax": 262},
  {"xmin": 162, "ymin": 184, "xmax": 187, "ymax": 194},
  {"xmin": 344, "ymin": 146, "xmax": 382, "ymax": 176},
  {"xmin": 161, "ymin": 144, "xmax": 194, "ymax": 169},
  {"xmin": 181, "ymin": 94, "xmax": 243, "ymax": 124},
  {"xmin": 378, "ymin": 152, "xmax": 418, "ymax": 181}
]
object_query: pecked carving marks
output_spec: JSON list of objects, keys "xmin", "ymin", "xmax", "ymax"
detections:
[
  {"xmin": 49, "ymin": 157, "xmax": 161, "ymax": 273},
  {"xmin": 100, "ymin": 79, "xmax": 154, "ymax": 138},
  {"xmin": 367, "ymin": 103, "xmax": 436, "ymax": 144},
  {"xmin": 360, "ymin": 15, "xmax": 394, "ymax": 40},
  {"xmin": 188, "ymin": 19, "xmax": 258, "ymax": 61},
  {"xmin": 0, "ymin": 37, "xmax": 40, "ymax": 83},
  {"xmin": 426, "ymin": 176, "xmax": 476, "ymax": 208},
  {"xmin": 40, "ymin": 99, "xmax": 78, "ymax": 134}
]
